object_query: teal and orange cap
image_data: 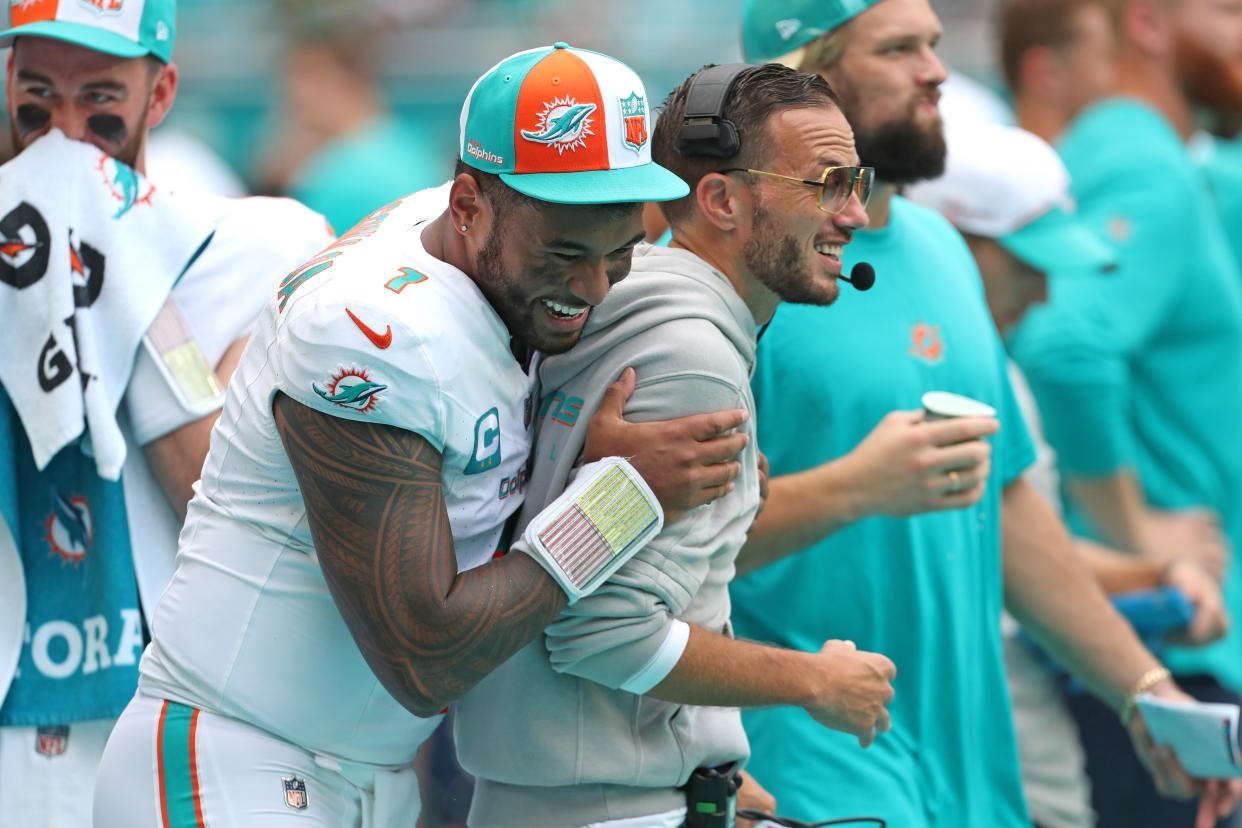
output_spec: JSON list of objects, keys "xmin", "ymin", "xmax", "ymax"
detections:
[
  {"xmin": 741, "ymin": 0, "xmax": 881, "ymax": 64},
  {"xmin": 459, "ymin": 43, "xmax": 689, "ymax": 205},
  {"xmin": 0, "ymin": 0, "xmax": 176, "ymax": 64}
]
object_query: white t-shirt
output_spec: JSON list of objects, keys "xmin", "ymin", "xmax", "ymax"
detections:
[{"xmin": 139, "ymin": 184, "xmax": 539, "ymax": 766}]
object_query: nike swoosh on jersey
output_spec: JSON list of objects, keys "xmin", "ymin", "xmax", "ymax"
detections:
[{"xmin": 346, "ymin": 308, "xmax": 393, "ymax": 349}]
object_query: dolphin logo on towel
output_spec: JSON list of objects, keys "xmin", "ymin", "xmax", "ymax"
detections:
[{"xmin": 45, "ymin": 490, "xmax": 93, "ymax": 563}]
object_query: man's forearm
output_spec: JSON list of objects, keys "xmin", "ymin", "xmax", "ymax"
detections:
[
  {"xmin": 1065, "ymin": 470, "xmax": 1153, "ymax": 555},
  {"xmin": 1003, "ymin": 477, "xmax": 1161, "ymax": 711},
  {"xmin": 737, "ymin": 462, "xmax": 862, "ymax": 576},
  {"xmin": 1075, "ymin": 537, "xmax": 1164, "ymax": 593},
  {"xmin": 645, "ymin": 625, "xmax": 895, "ymax": 744},
  {"xmin": 645, "ymin": 625, "xmax": 822, "ymax": 708}
]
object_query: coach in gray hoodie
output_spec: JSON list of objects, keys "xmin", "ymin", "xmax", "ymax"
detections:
[{"xmin": 455, "ymin": 64, "xmax": 889, "ymax": 828}]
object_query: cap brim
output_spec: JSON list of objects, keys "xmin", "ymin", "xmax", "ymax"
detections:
[
  {"xmin": 999, "ymin": 205, "xmax": 1117, "ymax": 278},
  {"xmin": 0, "ymin": 22, "xmax": 149, "ymax": 58},
  {"xmin": 500, "ymin": 163, "xmax": 689, "ymax": 205}
]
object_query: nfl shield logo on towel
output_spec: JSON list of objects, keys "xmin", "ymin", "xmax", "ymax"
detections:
[
  {"xmin": 282, "ymin": 775, "xmax": 308, "ymax": 810},
  {"xmin": 35, "ymin": 725, "xmax": 69, "ymax": 757}
]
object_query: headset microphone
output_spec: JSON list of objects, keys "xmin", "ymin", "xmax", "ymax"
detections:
[{"xmin": 839, "ymin": 261, "xmax": 875, "ymax": 291}]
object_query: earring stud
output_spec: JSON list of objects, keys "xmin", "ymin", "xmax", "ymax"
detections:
[{"xmin": 460, "ymin": 224, "xmax": 469, "ymax": 232}]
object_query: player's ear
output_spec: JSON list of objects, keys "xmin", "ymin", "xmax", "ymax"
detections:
[
  {"xmin": 448, "ymin": 172, "xmax": 489, "ymax": 241},
  {"xmin": 145, "ymin": 60, "xmax": 178, "ymax": 130}
]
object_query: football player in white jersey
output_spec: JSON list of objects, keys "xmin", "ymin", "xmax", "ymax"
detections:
[
  {"xmin": 94, "ymin": 44, "xmax": 749, "ymax": 828},
  {"xmin": 0, "ymin": 3, "xmax": 334, "ymax": 827}
]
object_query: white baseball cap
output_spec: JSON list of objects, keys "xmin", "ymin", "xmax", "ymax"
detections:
[{"xmin": 906, "ymin": 121, "xmax": 1116, "ymax": 276}]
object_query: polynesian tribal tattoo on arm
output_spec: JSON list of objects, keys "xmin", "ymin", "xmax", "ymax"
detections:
[{"xmin": 273, "ymin": 392, "xmax": 566, "ymax": 717}]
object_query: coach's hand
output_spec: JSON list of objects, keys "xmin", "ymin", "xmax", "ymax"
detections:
[
  {"xmin": 837, "ymin": 410, "xmax": 997, "ymax": 518},
  {"xmin": 584, "ymin": 367, "xmax": 747, "ymax": 522},
  {"xmin": 804, "ymin": 639, "xmax": 896, "ymax": 748}
]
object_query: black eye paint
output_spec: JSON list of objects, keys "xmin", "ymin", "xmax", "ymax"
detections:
[
  {"xmin": 87, "ymin": 114, "xmax": 126, "ymax": 144},
  {"xmin": 15, "ymin": 104, "xmax": 50, "ymax": 136}
]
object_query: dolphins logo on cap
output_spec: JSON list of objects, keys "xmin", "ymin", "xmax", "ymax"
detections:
[{"xmin": 522, "ymin": 98, "xmax": 596, "ymax": 155}]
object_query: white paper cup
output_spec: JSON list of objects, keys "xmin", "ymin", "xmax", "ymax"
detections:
[{"xmin": 921, "ymin": 391, "xmax": 997, "ymax": 421}]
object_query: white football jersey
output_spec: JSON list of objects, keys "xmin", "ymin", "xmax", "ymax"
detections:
[{"xmin": 139, "ymin": 184, "xmax": 538, "ymax": 766}]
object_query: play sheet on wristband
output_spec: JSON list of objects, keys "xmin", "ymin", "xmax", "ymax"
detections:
[
  {"xmin": 1137, "ymin": 693, "xmax": 1242, "ymax": 778},
  {"xmin": 526, "ymin": 459, "xmax": 662, "ymax": 601}
]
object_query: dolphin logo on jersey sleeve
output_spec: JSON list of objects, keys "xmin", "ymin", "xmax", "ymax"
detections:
[
  {"xmin": 313, "ymin": 368, "xmax": 387, "ymax": 413},
  {"xmin": 314, "ymin": 381, "xmax": 386, "ymax": 407}
]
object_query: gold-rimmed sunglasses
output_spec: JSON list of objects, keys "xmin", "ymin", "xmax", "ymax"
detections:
[{"xmin": 721, "ymin": 165, "xmax": 875, "ymax": 214}]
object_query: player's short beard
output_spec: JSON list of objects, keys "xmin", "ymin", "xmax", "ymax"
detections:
[
  {"xmin": 475, "ymin": 215, "xmax": 582, "ymax": 356},
  {"xmin": 1174, "ymin": 31, "xmax": 1242, "ymax": 136},
  {"xmin": 742, "ymin": 204, "xmax": 838, "ymax": 307}
]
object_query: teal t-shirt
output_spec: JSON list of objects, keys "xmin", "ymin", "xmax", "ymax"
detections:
[
  {"xmin": 732, "ymin": 196, "xmax": 1036, "ymax": 827},
  {"xmin": 288, "ymin": 117, "xmax": 449, "ymax": 237},
  {"xmin": 1197, "ymin": 131, "xmax": 1242, "ymax": 274},
  {"xmin": 1009, "ymin": 98, "xmax": 1242, "ymax": 690}
]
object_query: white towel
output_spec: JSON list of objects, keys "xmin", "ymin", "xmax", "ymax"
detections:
[{"xmin": 0, "ymin": 131, "xmax": 214, "ymax": 480}]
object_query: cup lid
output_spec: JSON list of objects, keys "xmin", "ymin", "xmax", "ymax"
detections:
[{"xmin": 921, "ymin": 391, "xmax": 997, "ymax": 418}]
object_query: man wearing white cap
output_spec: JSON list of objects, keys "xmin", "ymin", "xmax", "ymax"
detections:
[
  {"xmin": 730, "ymin": 1, "xmax": 1242, "ymax": 826},
  {"xmin": 1002, "ymin": 0, "xmax": 1242, "ymax": 823},
  {"xmin": 91, "ymin": 43, "xmax": 758, "ymax": 828},
  {"xmin": 0, "ymin": 3, "xmax": 335, "ymax": 826},
  {"xmin": 909, "ymin": 120, "xmax": 1229, "ymax": 828}
]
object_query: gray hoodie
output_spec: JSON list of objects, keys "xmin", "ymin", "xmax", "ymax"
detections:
[{"xmin": 454, "ymin": 244, "xmax": 762, "ymax": 827}]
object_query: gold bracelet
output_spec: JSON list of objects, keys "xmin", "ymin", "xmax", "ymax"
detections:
[{"xmin": 1120, "ymin": 666, "xmax": 1172, "ymax": 726}]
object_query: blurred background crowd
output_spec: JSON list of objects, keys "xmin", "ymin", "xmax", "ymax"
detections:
[{"xmin": 0, "ymin": 0, "xmax": 1000, "ymax": 233}]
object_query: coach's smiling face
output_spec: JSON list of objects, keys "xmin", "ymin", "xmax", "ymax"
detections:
[{"xmin": 467, "ymin": 184, "xmax": 646, "ymax": 356}]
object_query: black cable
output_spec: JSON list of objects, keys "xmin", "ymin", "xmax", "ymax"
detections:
[{"xmin": 735, "ymin": 810, "xmax": 886, "ymax": 827}]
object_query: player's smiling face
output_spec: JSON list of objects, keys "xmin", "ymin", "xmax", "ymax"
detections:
[{"xmin": 474, "ymin": 198, "xmax": 645, "ymax": 355}]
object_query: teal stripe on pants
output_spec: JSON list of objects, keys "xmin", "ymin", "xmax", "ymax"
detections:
[{"xmin": 159, "ymin": 701, "xmax": 205, "ymax": 828}]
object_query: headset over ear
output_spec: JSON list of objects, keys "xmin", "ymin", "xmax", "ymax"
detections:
[{"xmin": 673, "ymin": 63, "xmax": 753, "ymax": 158}]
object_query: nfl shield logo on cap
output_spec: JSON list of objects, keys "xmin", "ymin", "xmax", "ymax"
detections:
[
  {"xmin": 0, "ymin": 0, "xmax": 176, "ymax": 63},
  {"xmin": 459, "ymin": 42, "xmax": 688, "ymax": 205},
  {"xmin": 619, "ymin": 92, "xmax": 648, "ymax": 154}
]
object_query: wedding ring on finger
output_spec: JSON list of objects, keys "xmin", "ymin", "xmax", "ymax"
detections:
[{"xmin": 948, "ymin": 470, "xmax": 962, "ymax": 493}]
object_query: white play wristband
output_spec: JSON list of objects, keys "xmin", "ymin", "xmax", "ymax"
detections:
[{"xmin": 522, "ymin": 457, "xmax": 664, "ymax": 603}]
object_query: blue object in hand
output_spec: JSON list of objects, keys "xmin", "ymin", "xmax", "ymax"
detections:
[{"xmin": 1111, "ymin": 585, "xmax": 1195, "ymax": 641}]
